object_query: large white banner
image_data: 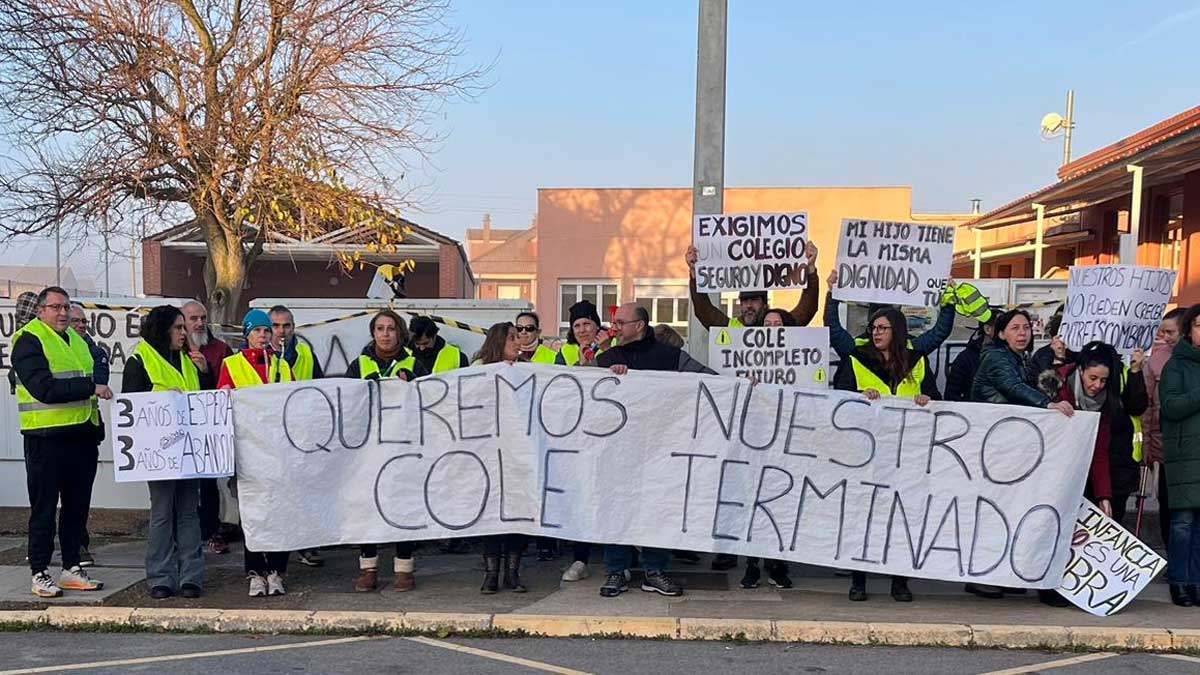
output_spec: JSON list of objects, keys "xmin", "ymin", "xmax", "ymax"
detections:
[
  {"xmin": 692, "ymin": 212, "xmax": 809, "ymax": 293},
  {"xmin": 833, "ymin": 219, "xmax": 957, "ymax": 307},
  {"xmin": 708, "ymin": 327, "xmax": 830, "ymax": 387},
  {"xmin": 233, "ymin": 364, "xmax": 1098, "ymax": 588},
  {"xmin": 112, "ymin": 390, "xmax": 235, "ymax": 482},
  {"xmin": 1059, "ymin": 265, "xmax": 1176, "ymax": 354}
]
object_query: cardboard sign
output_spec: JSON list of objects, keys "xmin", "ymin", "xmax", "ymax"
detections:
[
  {"xmin": 111, "ymin": 390, "xmax": 235, "ymax": 482},
  {"xmin": 234, "ymin": 364, "xmax": 1100, "ymax": 589},
  {"xmin": 693, "ymin": 211, "xmax": 809, "ymax": 293},
  {"xmin": 833, "ymin": 219, "xmax": 956, "ymax": 307},
  {"xmin": 708, "ymin": 326, "xmax": 830, "ymax": 387},
  {"xmin": 1060, "ymin": 265, "xmax": 1176, "ymax": 354},
  {"xmin": 1058, "ymin": 500, "xmax": 1166, "ymax": 616}
]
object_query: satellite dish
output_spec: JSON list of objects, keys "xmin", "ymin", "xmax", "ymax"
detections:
[{"xmin": 1041, "ymin": 112, "xmax": 1065, "ymax": 139}]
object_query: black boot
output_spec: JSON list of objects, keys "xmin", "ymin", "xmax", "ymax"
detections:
[
  {"xmin": 503, "ymin": 552, "xmax": 527, "ymax": 593},
  {"xmin": 1188, "ymin": 585, "xmax": 1200, "ymax": 606},
  {"xmin": 890, "ymin": 576, "xmax": 912, "ymax": 602},
  {"xmin": 849, "ymin": 571, "xmax": 867, "ymax": 601},
  {"xmin": 1037, "ymin": 589, "xmax": 1070, "ymax": 607},
  {"xmin": 481, "ymin": 555, "xmax": 499, "ymax": 595},
  {"xmin": 1170, "ymin": 584, "xmax": 1195, "ymax": 607}
]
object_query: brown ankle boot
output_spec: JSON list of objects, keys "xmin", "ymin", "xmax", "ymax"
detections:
[
  {"xmin": 393, "ymin": 571, "xmax": 415, "ymax": 592},
  {"xmin": 354, "ymin": 568, "xmax": 378, "ymax": 593}
]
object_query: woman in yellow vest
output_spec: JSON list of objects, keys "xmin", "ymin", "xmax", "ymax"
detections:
[
  {"xmin": 218, "ymin": 309, "xmax": 295, "ymax": 598},
  {"xmin": 555, "ymin": 300, "xmax": 607, "ymax": 367},
  {"xmin": 514, "ymin": 311, "xmax": 559, "ymax": 364},
  {"xmin": 473, "ymin": 323, "xmax": 531, "ymax": 593},
  {"xmin": 344, "ymin": 310, "xmax": 424, "ymax": 593},
  {"xmin": 827, "ymin": 298, "xmax": 945, "ymax": 604},
  {"xmin": 122, "ymin": 306, "xmax": 212, "ymax": 600}
]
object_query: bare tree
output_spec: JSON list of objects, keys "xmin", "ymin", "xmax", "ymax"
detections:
[{"xmin": 0, "ymin": 0, "xmax": 483, "ymax": 323}]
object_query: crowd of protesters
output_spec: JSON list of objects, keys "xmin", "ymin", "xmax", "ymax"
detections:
[{"xmin": 9, "ymin": 245, "xmax": 1199, "ymax": 608}]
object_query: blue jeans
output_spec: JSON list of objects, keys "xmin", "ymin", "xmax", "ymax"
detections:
[
  {"xmin": 603, "ymin": 545, "xmax": 669, "ymax": 574},
  {"xmin": 1168, "ymin": 508, "xmax": 1200, "ymax": 585},
  {"xmin": 146, "ymin": 479, "xmax": 204, "ymax": 590}
]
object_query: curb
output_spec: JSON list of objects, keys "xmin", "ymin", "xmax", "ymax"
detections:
[{"xmin": 0, "ymin": 608, "xmax": 1195, "ymax": 653}]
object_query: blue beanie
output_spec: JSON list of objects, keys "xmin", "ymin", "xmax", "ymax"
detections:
[{"xmin": 242, "ymin": 309, "xmax": 271, "ymax": 336}]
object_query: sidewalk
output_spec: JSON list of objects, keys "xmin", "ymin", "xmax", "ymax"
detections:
[{"xmin": 0, "ymin": 539, "xmax": 1198, "ymax": 651}]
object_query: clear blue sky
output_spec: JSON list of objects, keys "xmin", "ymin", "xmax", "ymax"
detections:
[
  {"xmin": 414, "ymin": 0, "xmax": 1200, "ymax": 237},
  {"xmin": 5, "ymin": 1, "xmax": 1200, "ymax": 293}
]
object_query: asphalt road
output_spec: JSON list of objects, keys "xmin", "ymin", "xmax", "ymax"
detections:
[{"xmin": 0, "ymin": 632, "xmax": 1198, "ymax": 675}]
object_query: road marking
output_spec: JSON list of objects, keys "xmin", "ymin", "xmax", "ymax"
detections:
[
  {"xmin": 1158, "ymin": 653, "xmax": 1200, "ymax": 664},
  {"xmin": 406, "ymin": 636, "xmax": 592, "ymax": 674},
  {"xmin": 0, "ymin": 636, "xmax": 376, "ymax": 675},
  {"xmin": 975, "ymin": 651, "xmax": 1119, "ymax": 675}
]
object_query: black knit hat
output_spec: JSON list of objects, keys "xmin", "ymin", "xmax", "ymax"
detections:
[
  {"xmin": 568, "ymin": 300, "xmax": 602, "ymax": 327},
  {"xmin": 738, "ymin": 290, "xmax": 768, "ymax": 301}
]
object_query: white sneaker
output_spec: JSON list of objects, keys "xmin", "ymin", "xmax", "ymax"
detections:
[
  {"xmin": 562, "ymin": 560, "xmax": 590, "ymax": 582},
  {"xmin": 32, "ymin": 571, "xmax": 62, "ymax": 598},
  {"xmin": 247, "ymin": 572, "xmax": 267, "ymax": 597},
  {"xmin": 267, "ymin": 571, "xmax": 286, "ymax": 596},
  {"xmin": 59, "ymin": 565, "xmax": 103, "ymax": 591}
]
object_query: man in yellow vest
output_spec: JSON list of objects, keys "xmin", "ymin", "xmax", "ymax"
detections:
[
  {"xmin": 268, "ymin": 305, "xmax": 324, "ymax": 381},
  {"xmin": 514, "ymin": 311, "xmax": 558, "ymax": 364},
  {"xmin": 11, "ymin": 287, "xmax": 109, "ymax": 598},
  {"xmin": 409, "ymin": 315, "xmax": 468, "ymax": 374}
]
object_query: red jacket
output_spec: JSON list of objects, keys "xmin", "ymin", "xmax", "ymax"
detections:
[
  {"xmin": 217, "ymin": 348, "xmax": 271, "ymax": 389},
  {"xmin": 1056, "ymin": 363, "xmax": 1112, "ymax": 501}
]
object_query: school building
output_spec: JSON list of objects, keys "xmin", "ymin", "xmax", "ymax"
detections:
[
  {"xmin": 469, "ymin": 187, "xmax": 977, "ymax": 337},
  {"xmin": 959, "ymin": 103, "xmax": 1200, "ymax": 304}
]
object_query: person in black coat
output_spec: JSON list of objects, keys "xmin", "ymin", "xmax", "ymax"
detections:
[{"xmin": 944, "ymin": 310, "xmax": 999, "ymax": 401}]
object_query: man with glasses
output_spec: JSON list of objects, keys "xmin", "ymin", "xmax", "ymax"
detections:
[
  {"xmin": 593, "ymin": 303, "xmax": 713, "ymax": 599},
  {"xmin": 11, "ymin": 287, "xmax": 110, "ymax": 598},
  {"xmin": 514, "ymin": 312, "xmax": 558, "ymax": 364},
  {"xmin": 67, "ymin": 303, "xmax": 110, "ymax": 567}
]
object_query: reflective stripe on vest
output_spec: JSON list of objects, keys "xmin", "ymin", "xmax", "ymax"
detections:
[
  {"xmin": 849, "ymin": 355, "xmax": 926, "ymax": 397},
  {"xmin": 531, "ymin": 344, "xmax": 558, "ymax": 364},
  {"xmin": 13, "ymin": 319, "xmax": 97, "ymax": 430},
  {"xmin": 358, "ymin": 354, "xmax": 416, "ymax": 379},
  {"xmin": 133, "ymin": 341, "xmax": 200, "ymax": 392},
  {"xmin": 224, "ymin": 352, "xmax": 294, "ymax": 388},
  {"xmin": 432, "ymin": 344, "xmax": 463, "ymax": 373},
  {"xmin": 292, "ymin": 342, "xmax": 316, "ymax": 381},
  {"xmin": 1123, "ymin": 367, "xmax": 1145, "ymax": 462}
]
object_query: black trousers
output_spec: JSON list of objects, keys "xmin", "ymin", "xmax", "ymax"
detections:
[
  {"xmin": 24, "ymin": 435, "xmax": 97, "ymax": 573},
  {"xmin": 482, "ymin": 534, "xmax": 527, "ymax": 557},
  {"xmin": 78, "ymin": 449, "xmax": 98, "ymax": 551},
  {"xmin": 198, "ymin": 479, "xmax": 222, "ymax": 540},
  {"xmin": 244, "ymin": 549, "xmax": 289, "ymax": 575},
  {"xmin": 360, "ymin": 542, "xmax": 415, "ymax": 560}
]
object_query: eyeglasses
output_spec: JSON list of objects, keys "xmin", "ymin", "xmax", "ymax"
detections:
[
  {"xmin": 515, "ymin": 325, "xmax": 538, "ymax": 333},
  {"xmin": 40, "ymin": 303, "xmax": 71, "ymax": 313},
  {"xmin": 69, "ymin": 318, "xmax": 89, "ymax": 327},
  {"xmin": 869, "ymin": 324, "xmax": 892, "ymax": 334}
]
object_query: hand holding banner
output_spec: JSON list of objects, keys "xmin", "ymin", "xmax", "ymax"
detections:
[
  {"xmin": 708, "ymin": 326, "xmax": 830, "ymax": 387},
  {"xmin": 833, "ymin": 219, "xmax": 956, "ymax": 307},
  {"xmin": 111, "ymin": 390, "xmax": 235, "ymax": 482},
  {"xmin": 1059, "ymin": 264, "xmax": 1176, "ymax": 354},
  {"xmin": 692, "ymin": 212, "xmax": 809, "ymax": 293}
]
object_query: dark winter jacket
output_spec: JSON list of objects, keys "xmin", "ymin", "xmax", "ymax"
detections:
[
  {"xmin": 832, "ymin": 346, "xmax": 941, "ymax": 399},
  {"xmin": 1033, "ymin": 342, "xmax": 1076, "ymax": 374},
  {"xmin": 81, "ymin": 333, "xmax": 110, "ymax": 386},
  {"xmin": 343, "ymin": 344, "xmax": 424, "ymax": 380},
  {"xmin": 1159, "ymin": 339, "xmax": 1200, "ymax": 510},
  {"xmin": 1051, "ymin": 363, "xmax": 1148, "ymax": 500},
  {"xmin": 411, "ymin": 336, "xmax": 469, "ymax": 374},
  {"xmin": 971, "ymin": 341, "xmax": 1049, "ymax": 407},
  {"xmin": 596, "ymin": 328, "xmax": 715, "ymax": 374},
  {"xmin": 944, "ymin": 335, "xmax": 983, "ymax": 402}
]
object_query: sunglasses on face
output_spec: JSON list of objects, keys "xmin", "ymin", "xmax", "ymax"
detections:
[{"xmin": 515, "ymin": 325, "xmax": 538, "ymax": 333}]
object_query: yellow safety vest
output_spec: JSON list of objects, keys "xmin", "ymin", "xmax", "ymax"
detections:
[
  {"xmin": 729, "ymin": 318, "xmax": 745, "ymax": 328},
  {"xmin": 432, "ymin": 344, "xmax": 463, "ymax": 373},
  {"xmin": 559, "ymin": 343, "xmax": 606, "ymax": 366},
  {"xmin": 223, "ymin": 351, "xmax": 294, "ymax": 388},
  {"xmin": 849, "ymin": 354, "xmax": 926, "ymax": 397},
  {"xmin": 1122, "ymin": 367, "xmax": 1145, "ymax": 462},
  {"xmin": 952, "ymin": 282, "xmax": 992, "ymax": 323},
  {"xmin": 358, "ymin": 353, "xmax": 416, "ymax": 379},
  {"xmin": 132, "ymin": 341, "xmax": 200, "ymax": 392},
  {"xmin": 12, "ymin": 319, "xmax": 98, "ymax": 431},
  {"xmin": 291, "ymin": 342, "xmax": 316, "ymax": 381},
  {"xmin": 529, "ymin": 344, "xmax": 558, "ymax": 364}
]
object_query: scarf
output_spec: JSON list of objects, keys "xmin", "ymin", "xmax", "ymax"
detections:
[{"xmin": 1070, "ymin": 370, "xmax": 1107, "ymax": 413}]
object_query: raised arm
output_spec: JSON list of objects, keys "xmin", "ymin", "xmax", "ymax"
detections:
[
  {"xmin": 788, "ymin": 241, "xmax": 820, "ymax": 326},
  {"xmin": 823, "ymin": 270, "xmax": 857, "ymax": 360},
  {"xmin": 912, "ymin": 294, "xmax": 957, "ymax": 356}
]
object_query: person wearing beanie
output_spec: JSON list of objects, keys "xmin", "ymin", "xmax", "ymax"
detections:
[
  {"xmin": 408, "ymin": 315, "xmax": 468, "ymax": 374},
  {"xmin": 7, "ymin": 291, "xmax": 39, "ymax": 396},
  {"xmin": 216, "ymin": 308, "xmax": 295, "ymax": 598},
  {"xmin": 555, "ymin": 300, "xmax": 608, "ymax": 366}
]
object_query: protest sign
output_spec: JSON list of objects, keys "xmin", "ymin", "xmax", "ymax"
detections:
[
  {"xmin": 111, "ymin": 390, "xmax": 235, "ymax": 482},
  {"xmin": 1058, "ymin": 500, "xmax": 1165, "ymax": 616},
  {"xmin": 709, "ymin": 327, "xmax": 830, "ymax": 387},
  {"xmin": 833, "ymin": 219, "xmax": 957, "ymax": 307},
  {"xmin": 233, "ymin": 364, "xmax": 1099, "ymax": 588},
  {"xmin": 1059, "ymin": 265, "xmax": 1176, "ymax": 354},
  {"xmin": 692, "ymin": 212, "xmax": 809, "ymax": 294}
]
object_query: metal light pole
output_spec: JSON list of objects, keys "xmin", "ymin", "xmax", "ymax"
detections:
[
  {"xmin": 1062, "ymin": 90, "xmax": 1075, "ymax": 166},
  {"xmin": 686, "ymin": 0, "xmax": 728, "ymax": 361}
]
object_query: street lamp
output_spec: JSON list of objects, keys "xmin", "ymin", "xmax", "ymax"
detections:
[{"xmin": 1040, "ymin": 90, "xmax": 1076, "ymax": 167}]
